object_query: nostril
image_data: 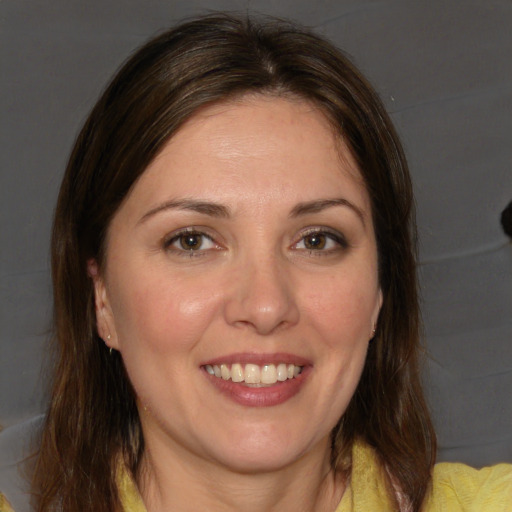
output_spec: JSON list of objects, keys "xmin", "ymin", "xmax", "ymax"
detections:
[{"xmin": 501, "ymin": 201, "xmax": 512, "ymax": 238}]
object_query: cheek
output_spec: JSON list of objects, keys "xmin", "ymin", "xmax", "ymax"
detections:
[
  {"xmin": 301, "ymin": 272, "xmax": 377, "ymax": 344},
  {"xmin": 299, "ymin": 277, "xmax": 374, "ymax": 426},
  {"xmin": 109, "ymin": 273, "xmax": 223, "ymax": 355}
]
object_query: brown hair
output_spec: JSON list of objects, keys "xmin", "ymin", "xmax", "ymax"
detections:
[{"xmin": 33, "ymin": 13, "xmax": 436, "ymax": 511}]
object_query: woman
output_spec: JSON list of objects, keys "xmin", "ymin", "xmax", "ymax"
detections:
[{"xmin": 1, "ymin": 13, "xmax": 510, "ymax": 512}]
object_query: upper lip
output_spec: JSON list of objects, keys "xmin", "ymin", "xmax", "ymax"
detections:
[{"xmin": 200, "ymin": 352, "xmax": 312, "ymax": 367}]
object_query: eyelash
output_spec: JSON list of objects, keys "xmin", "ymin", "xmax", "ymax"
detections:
[
  {"xmin": 162, "ymin": 227, "xmax": 348, "ymax": 258},
  {"xmin": 163, "ymin": 228, "xmax": 219, "ymax": 257},
  {"xmin": 293, "ymin": 228, "xmax": 348, "ymax": 255}
]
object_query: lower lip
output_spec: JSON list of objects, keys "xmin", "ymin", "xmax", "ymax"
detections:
[{"xmin": 203, "ymin": 367, "xmax": 310, "ymax": 407}]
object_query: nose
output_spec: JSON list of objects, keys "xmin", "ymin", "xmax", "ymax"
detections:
[{"xmin": 223, "ymin": 255, "xmax": 300, "ymax": 335}]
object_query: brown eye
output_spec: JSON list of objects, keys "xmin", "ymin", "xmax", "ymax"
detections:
[
  {"xmin": 165, "ymin": 230, "xmax": 216, "ymax": 253},
  {"xmin": 294, "ymin": 229, "xmax": 348, "ymax": 254},
  {"xmin": 179, "ymin": 233, "xmax": 203, "ymax": 250},
  {"xmin": 303, "ymin": 233, "xmax": 327, "ymax": 250}
]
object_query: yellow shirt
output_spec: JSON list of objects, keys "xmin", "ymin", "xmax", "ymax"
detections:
[
  {"xmin": 336, "ymin": 442, "xmax": 512, "ymax": 511},
  {"xmin": 117, "ymin": 443, "xmax": 512, "ymax": 512},
  {"xmin": 0, "ymin": 494, "xmax": 14, "ymax": 512},
  {"xmin": 2, "ymin": 443, "xmax": 511, "ymax": 511}
]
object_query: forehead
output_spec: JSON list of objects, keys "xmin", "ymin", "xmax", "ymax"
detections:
[
  {"xmin": 121, "ymin": 95, "xmax": 370, "ymax": 218},
  {"xmin": 170, "ymin": 94, "xmax": 347, "ymax": 166}
]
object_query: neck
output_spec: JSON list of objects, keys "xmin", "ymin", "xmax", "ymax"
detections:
[{"xmin": 137, "ymin": 431, "xmax": 345, "ymax": 512}]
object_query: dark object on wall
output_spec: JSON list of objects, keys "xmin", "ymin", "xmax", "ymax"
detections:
[{"xmin": 501, "ymin": 201, "xmax": 512, "ymax": 238}]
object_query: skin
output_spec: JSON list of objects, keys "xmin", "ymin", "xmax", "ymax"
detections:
[{"xmin": 91, "ymin": 95, "xmax": 382, "ymax": 512}]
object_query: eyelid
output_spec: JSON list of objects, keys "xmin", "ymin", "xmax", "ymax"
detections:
[
  {"xmin": 292, "ymin": 227, "xmax": 349, "ymax": 251},
  {"xmin": 163, "ymin": 227, "xmax": 222, "ymax": 255}
]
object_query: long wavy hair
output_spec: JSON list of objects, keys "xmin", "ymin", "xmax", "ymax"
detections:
[{"xmin": 33, "ymin": 13, "xmax": 436, "ymax": 512}]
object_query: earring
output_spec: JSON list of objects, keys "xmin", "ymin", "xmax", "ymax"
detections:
[{"xmin": 106, "ymin": 334, "xmax": 113, "ymax": 355}]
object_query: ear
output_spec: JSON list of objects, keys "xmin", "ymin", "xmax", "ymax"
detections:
[
  {"xmin": 87, "ymin": 258, "xmax": 120, "ymax": 350},
  {"xmin": 376, "ymin": 288, "xmax": 383, "ymax": 316},
  {"xmin": 371, "ymin": 288, "xmax": 383, "ymax": 337}
]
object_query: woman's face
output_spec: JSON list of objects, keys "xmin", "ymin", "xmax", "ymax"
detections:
[{"xmin": 93, "ymin": 96, "xmax": 382, "ymax": 473}]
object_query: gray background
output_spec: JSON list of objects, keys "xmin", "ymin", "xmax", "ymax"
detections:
[{"xmin": 1, "ymin": 0, "xmax": 511, "ymax": 467}]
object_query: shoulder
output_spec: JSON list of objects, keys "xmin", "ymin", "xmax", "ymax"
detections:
[
  {"xmin": 0, "ymin": 416, "xmax": 44, "ymax": 512},
  {"xmin": 1, "ymin": 493, "xmax": 15, "ymax": 512},
  {"xmin": 340, "ymin": 441, "xmax": 512, "ymax": 512},
  {"xmin": 425, "ymin": 460, "xmax": 512, "ymax": 511}
]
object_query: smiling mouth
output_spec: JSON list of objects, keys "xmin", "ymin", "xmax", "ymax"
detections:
[{"xmin": 204, "ymin": 363, "xmax": 304, "ymax": 386}]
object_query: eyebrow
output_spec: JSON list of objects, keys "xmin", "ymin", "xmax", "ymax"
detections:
[
  {"xmin": 138, "ymin": 199, "xmax": 231, "ymax": 224},
  {"xmin": 138, "ymin": 197, "xmax": 365, "ymax": 226},
  {"xmin": 290, "ymin": 198, "xmax": 366, "ymax": 226}
]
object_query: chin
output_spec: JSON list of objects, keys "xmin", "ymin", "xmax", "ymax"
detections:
[
  {"xmin": 212, "ymin": 447, "xmax": 304, "ymax": 475},
  {"xmin": 200, "ymin": 426, "xmax": 327, "ymax": 475}
]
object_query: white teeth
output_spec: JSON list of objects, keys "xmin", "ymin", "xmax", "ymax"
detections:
[
  {"xmin": 276, "ymin": 363, "xmax": 288, "ymax": 381},
  {"xmin": 261, "ymin": 364, "xmax": 277, "ymax": 384},
  {"xmin": 206, "ymin": 363, "xmax": 304, "ymax": 385},
  {"xmin": 221, "ymin": 364, "xmax": 230, "ymax": 380},
  {"xmin": 244, "ymin": 364, "xmax": 260, "ymax": 384},
  {"xmin": 231, "ymin": 363, "xmax": 244, "ymax": 383}
]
